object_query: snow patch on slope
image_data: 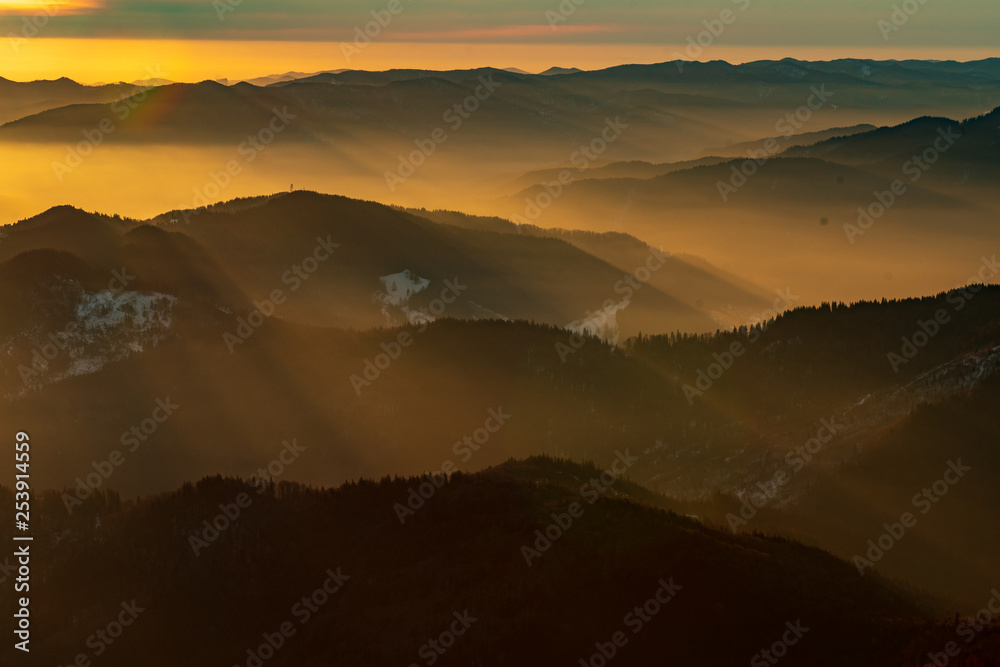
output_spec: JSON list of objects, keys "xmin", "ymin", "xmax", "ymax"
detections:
[
  {"xmin": 4, "ymin": 289, "xmax": 177, "ymax": 399},
  {"xmin": 374, "ymin": 270, "xmax": 434, "ymax": 325},
  {"xmin": 566, "ymin": 299, "xmax": 630, "ymax": 345},
  {"xmin": 77, "ymin": 291, "xmax": 175, "ymax": 333},
  {"xmin": 378, "ymin": 270, "xmax": 430, "ymax": 307}
]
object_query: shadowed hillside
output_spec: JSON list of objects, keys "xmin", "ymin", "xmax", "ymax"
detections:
[{"xmin": 0, "ymin": 458, "xmax": 956, "ymax": 667}]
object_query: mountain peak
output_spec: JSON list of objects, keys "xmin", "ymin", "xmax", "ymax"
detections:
[{"xmin": 540, "ymin": 66, "xmax": 583, "ymax": 76}]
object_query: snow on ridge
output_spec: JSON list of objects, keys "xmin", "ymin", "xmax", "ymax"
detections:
[{"xmin": 76, "ymin": 291, "xmax": 177, "ymax": 333}]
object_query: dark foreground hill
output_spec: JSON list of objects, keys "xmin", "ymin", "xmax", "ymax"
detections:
[{"xmin": 0, "ymin": 458, "xmax": 970, "ymax": 667}]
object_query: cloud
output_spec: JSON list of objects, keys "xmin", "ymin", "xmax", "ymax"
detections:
[
  {"xmin": 0, "ymin": 0, "xmax": 996, "ymax": 49},
  {"xmin": 390, "ymin": 24, "xmax": 620, "ymax": 41}
]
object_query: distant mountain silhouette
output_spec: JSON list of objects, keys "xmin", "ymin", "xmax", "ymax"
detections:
[
  {"xmin": 0, "ymin": 76, "xmax": 148, "ymax": 125},
  {"xmin": 779, "ymin": 106, "xmax": 1000, "ymax": 184},
  {"xmin": 4, "ymin": 59, "xmax": 997, "ymax": 166},
  {"xmin": 701, "ymin": 124, "xmax": 878, "ymax": 158},
  {"xmin": 540, "ymin": 66, "xmax": 583, "ymax": 76},
  {"xmin": 499, "ymin": 104, "xmax": 1000, "ymax": 304}
]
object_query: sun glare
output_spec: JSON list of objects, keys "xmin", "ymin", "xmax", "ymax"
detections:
[{"xmin": 0, "ymin": 0, "xmax": 103, "ymax": 15}]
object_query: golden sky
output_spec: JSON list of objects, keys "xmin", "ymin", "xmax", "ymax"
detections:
[
  {"xmin": 0, "ymin": 0, "xmax": 996, "ymax": 82},
  {"xmin": 4, "ymin": 39, "xmax": 999, "ymax": 84},
  {"xmin": 0, "ymin": 0, "xmax": 104, "ymax": 10}
]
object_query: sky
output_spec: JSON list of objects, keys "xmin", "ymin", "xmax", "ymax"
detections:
[{"xmin": 0, "ymin": 0, "xmax": 998, "ymax": 82}]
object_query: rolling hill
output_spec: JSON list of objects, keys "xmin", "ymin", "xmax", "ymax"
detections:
[
  {"xmin": 0, "ymin": 458, "xmax": 949, "ymax": 667},
  {"xmin": 0, "ymin": 193, "xmax": 998, "ymax": 605}
]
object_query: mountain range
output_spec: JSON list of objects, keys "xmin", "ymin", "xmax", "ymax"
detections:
[
  {"xmin": 0, "ymin": 191, "xmax": 998, "ymax": 608},
  {"xmin": 2, "ymin": 59, "xmax": 997, "ymax": 308},
  {"xmin": 2, "ymin": 57, "xmax": 1000, "ymax": 665}
]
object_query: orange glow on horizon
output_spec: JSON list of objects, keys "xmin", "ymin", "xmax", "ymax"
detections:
[
  {"xmin": 2, "ymin": 38, "xmax": 998, "ymax": 85},
  {"xmin": 0, "ymin": 0, "xmax": 104, "ymax": 13}
]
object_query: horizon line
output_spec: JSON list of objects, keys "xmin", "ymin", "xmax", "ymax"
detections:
[
  {"xmin": 5, "ymin": 54, "xmax": 1000, "ymax": 87},
  {"xmin": 4, "ymin": 40, "xmax": 998, "ymax": 85}
]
